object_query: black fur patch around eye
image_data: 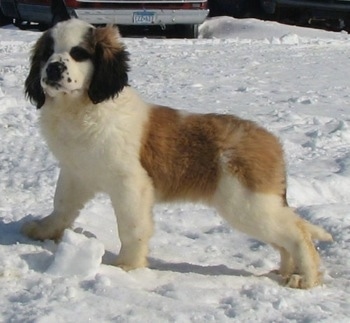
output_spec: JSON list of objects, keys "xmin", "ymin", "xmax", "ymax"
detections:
[{"xmin": 70, "ymin": 46, "xmax": 91, "ymax": 62}]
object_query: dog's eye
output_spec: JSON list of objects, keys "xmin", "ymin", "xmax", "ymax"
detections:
[{"xmin": 70, "ymin": 46, "xmax": 91, "ymax": 62}]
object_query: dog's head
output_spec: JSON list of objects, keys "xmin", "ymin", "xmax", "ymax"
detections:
[{"xmin": 25, "ymin": 19, "xmax": 130, "ymax": 108}]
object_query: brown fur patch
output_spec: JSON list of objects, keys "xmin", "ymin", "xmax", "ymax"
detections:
[
  {"xmin": 92, "ymin": 25, "xmax": 125, "ymax": 57},
  {"xmin": 218, "ymin": 117, "xmax": 286, "ymax": 197},
  {"xmin": 140, "ymin": 106, "xmax": 221, "ymax": 202},
  {"xmin": 140, "ymin": 106, "xmax": 287, "ymax": 202}
]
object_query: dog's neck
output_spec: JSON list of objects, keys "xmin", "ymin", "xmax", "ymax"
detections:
[{"xmin": 43, "ymin": 92, "xmax": 93, "ymax": 113}]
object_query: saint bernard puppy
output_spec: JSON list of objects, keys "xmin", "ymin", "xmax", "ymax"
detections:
[{"xmin": 23, "ymin": 19, "xmax": 332, "ymax": 289}]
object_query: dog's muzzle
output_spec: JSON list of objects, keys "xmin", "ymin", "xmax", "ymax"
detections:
[{"xmin": 45, "ymin": 61, "xmax": 67, "ymax": 84}]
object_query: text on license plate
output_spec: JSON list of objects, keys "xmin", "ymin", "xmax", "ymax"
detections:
[{"xmin": 133, "ymin": 12, "xmax": 156, "ymax": 24}]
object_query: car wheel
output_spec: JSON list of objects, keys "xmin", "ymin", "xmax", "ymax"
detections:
[
  {"xmin": 183, "ymin": 24, "xmax": 199, "ymax": 38},
  {"xmin": 14, "ymin": 19, "xmax": 32, "ymax": 30}
]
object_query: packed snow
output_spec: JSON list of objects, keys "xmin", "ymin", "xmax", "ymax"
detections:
[{"xmin": 1, "ymin": 16, "xmax": 350, "ymax": 322}]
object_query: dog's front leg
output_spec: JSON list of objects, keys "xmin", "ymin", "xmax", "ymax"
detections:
[
  {"xmin": 110, "ymin": 175, "xmax": 155, "ymax": 271},
  {"xmin": 22, "ymin": 168, "xmax": 95, "ymax": 241}
]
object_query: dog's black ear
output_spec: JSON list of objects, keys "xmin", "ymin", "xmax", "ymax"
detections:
[
  {"xmin": 25, "ymin": 31, "xmax": 54, "ymax": 109},
  {"xmin": 88, "ymin": 26, "xmax": 130, "ymax": 105},
  {"xmin": 51, "ymin": 0, "xmax": 71, "ymax": 26}
]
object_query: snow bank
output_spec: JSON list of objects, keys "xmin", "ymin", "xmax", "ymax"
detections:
[{"xmin": 199, "ymin": 16, "xmax": 350, "ymax": 44}]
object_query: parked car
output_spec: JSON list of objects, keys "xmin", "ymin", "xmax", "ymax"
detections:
[
  {"xmin": 0, "ymin": 0, "xmax": 209, "ymax": 37},
  {"xmin": 261, "ymin": 0, "xmax": 350, "ymax": 29},
  {"xmin": 208, "ymin": 0, "xmax": 262, "ymax": 18}
]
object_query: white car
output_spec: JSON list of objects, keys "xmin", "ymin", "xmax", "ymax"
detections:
[{"xmin": 0, "ymin": 0, "xmax": 209, "ymax": 37}]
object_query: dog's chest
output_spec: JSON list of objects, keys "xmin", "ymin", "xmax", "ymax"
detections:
[{"xmin": 40, "ymin": 106, "xmax": 141, "ymax": 183}]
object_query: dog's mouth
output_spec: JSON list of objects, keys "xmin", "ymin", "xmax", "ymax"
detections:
[
  {"xmin": 41, "ymin": 78, "xmax": 64, "ymax": 93},
  {"xmin": 43, "ymin": 78, "xmax": 62, "ymax": 89},
  {"xmin": 42, "ymin": 78, "xmax": 83, "ymax": 98}
]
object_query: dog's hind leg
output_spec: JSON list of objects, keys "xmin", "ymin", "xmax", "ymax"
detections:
[
  {"xmin": 213, "ymin": 177, "xmax": 327, "ymax": 289},
  {"xmin": 110, "ymin": 173, "xmax": 155, "ymax": 271},
  {"xmin": 272, "ymin": 245, "xmax": 295, "ymax": 278},
  {"xmin": 272, "ymin": 213, "xmax": 323, "ymax": 289}
]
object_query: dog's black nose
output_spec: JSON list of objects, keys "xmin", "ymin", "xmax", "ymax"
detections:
[{"xmin": 46, "ymin": 62, "xmax": 66, "ymax": 82}]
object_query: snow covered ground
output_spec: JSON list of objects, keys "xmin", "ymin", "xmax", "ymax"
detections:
[{"xmin": 1, "ymin": 16, "xmax": 350, "ymax": 322}]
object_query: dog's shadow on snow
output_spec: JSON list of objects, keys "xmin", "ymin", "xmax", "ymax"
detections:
[
  {"xmin": 0, "ymin": 216, "xmax": 57, "ymax": 272},
  {"xmin": 148, "ymin": 258, "xmax": 281, "ymax": 284},
  {"xmin": 103, "ymin": 252, "xmax": 280, "ymax": 282},
  {"xmin": 0, "ymin": 217, "xmax": 28, "ymax": 245},
  {"xmin": 102, "ymin": 251, "xmax": 252, "ymax": 277},
  {"xmin": 150, "ymin": 258, "xmax": 252, "ymax": 276}
]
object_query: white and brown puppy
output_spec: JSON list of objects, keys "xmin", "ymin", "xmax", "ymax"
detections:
[{"xmin": 23, "ymin": 19, "xmax": 332, "ymax": 289}]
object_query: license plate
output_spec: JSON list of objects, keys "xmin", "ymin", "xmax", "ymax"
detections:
[{"xmin": 133, "ymin": 12, "xmax": 156, "ymax": 24}]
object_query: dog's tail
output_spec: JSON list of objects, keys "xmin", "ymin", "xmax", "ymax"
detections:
[
  {"xmin": 284, "ymin": 191, "xmax": 332, "ymax": 242},
  {"xmin": 304, "ymin": 220, "xmax": 333, "ymax": 241}
]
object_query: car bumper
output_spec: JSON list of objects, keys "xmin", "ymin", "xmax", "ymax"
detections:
[{"xmin": 73, "ymin": 8, "xmax": 209, "ymax": 25}]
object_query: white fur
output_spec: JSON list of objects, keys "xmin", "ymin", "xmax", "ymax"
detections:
[{"xmin": 39, "ymin": 87, "xmax": 154, "ymax": 269}]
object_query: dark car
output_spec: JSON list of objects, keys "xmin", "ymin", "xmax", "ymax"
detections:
[
  {"xmin": 208, "ymin": 0, "xmax": 262, "ymax": 18},
  {"xmin": 261, "ymin": 0, "xmax": 350, "ymax": 29},
  {"xmin": 0, "ymin": 0, "xmax": 209, "ymax": 37}
]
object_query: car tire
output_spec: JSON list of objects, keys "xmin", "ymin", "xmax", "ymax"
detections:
[{"xmin": 184, "ymin": 24, "xmax": 199, "ymax": 38}]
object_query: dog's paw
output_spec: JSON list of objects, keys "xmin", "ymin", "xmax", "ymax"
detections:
[
  {"xmin": 284, "ymin": 273, "xmax": 323, "ymax": 289},
  {"xmin": 21, "ymin": 220, "xmax": 63, "ymax": 242},
  {"xmin": 21, "ymin": 220, "xmax": 44, "ymax": 240}
]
